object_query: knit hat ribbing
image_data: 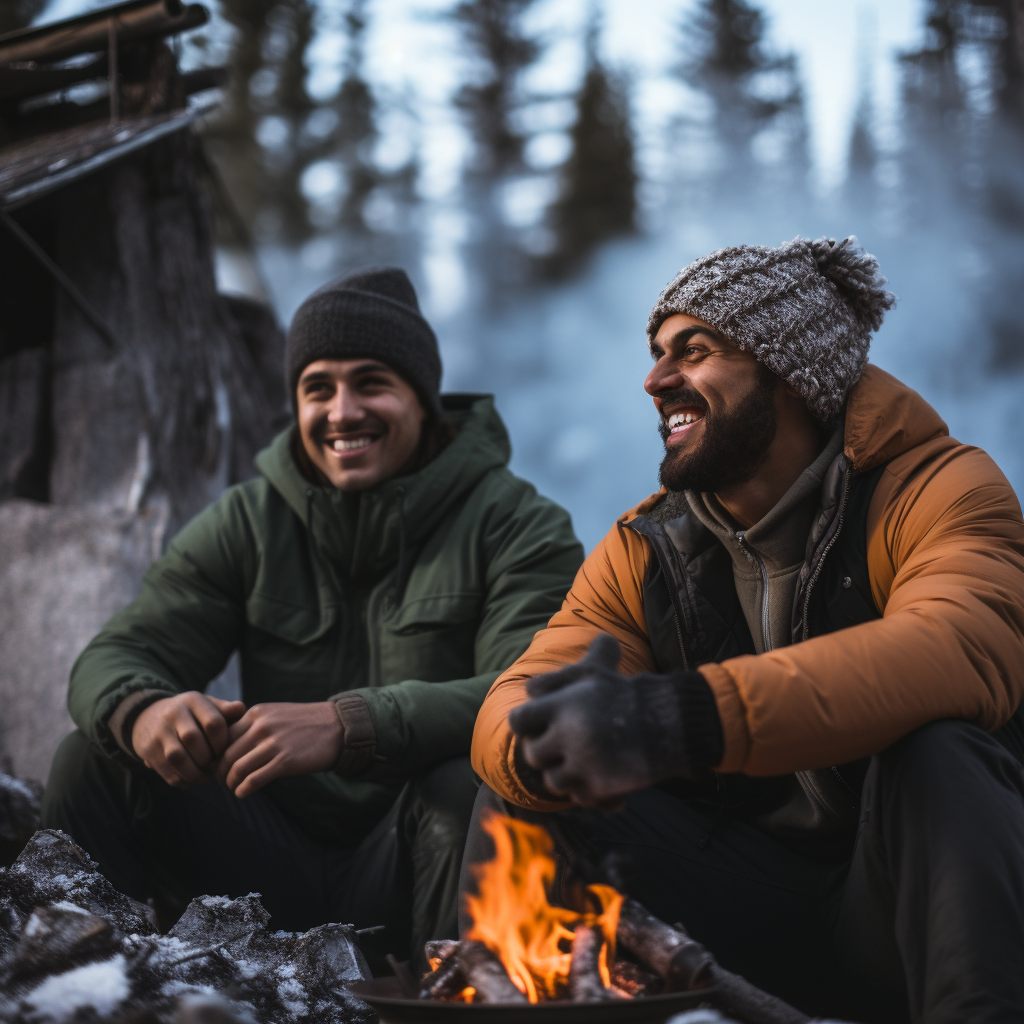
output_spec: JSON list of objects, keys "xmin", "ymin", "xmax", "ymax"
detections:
[
  {"xmin": 286, "ymin": 267, "xmax": 442, "ymax": 415},
  {"xmin": 647, "ymin": 236, "xmax": 896, "ymax": 423}
]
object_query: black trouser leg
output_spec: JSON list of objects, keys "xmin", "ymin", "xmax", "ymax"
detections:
[
  {"xmin": 459, "ymin": 781, "xmax": 845, "ymax": 1016},
  {"xmin": 834, "ymin": 719, "xmax": 1024, "ymax": 1024},
  {"xmin": 326, "ymin": 755, "xmax": 479, "ymax": 973},
  {"xmin": 41, "ymin": 730, "xmax": 340, "ymax": 931},
  {"xmin": 43, "ymin": 733, "xmax": 478, "ymax": 975}
]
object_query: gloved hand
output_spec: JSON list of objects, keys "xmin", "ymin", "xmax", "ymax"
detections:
[{"xmin": 508, "ymin": 634, "xmax": 723, "ymax": 806}]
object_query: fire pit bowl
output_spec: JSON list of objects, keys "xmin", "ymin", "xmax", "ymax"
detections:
[{"xmin": 348, "ymin": 977, "xmax": 720, "ymax": 1024}]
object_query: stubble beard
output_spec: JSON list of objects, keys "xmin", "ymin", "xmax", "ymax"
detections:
[{"xmin": 658, "ymin": 367, "xmax": 779, "ymax": 494}]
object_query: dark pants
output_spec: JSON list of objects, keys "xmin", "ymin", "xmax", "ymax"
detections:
[
  {"xmin": 461, "ymin": 721, "xmax": 1024, "ymax": 1024},
  {"xmin": 42, "ymin": 730, "xmax": 479, "ymax": 974}
]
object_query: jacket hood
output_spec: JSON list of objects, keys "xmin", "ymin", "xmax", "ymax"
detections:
[
  {"xmin": 624, "ymin": 364, "xmax": 948, "ymax": 525},
  {"xmin": 255, "ymin": 393, "xmax": 511, "ymax": 579},
  {"xmin": 843, "ymin": 364, "xmax": 947, "ymax": 471}
]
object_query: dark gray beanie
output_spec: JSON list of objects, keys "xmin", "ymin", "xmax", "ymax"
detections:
[
  {"xmin": 647, "ymin": 236, "xmax": 896, "ymax": 423},
  {"xmin": 286, "ymin": 266, "xmax": 442, "ymax": 414}
]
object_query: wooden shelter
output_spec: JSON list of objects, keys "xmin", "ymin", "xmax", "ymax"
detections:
[{"xmin": 0, "ymin": 0, "xmax": 285, "ymax": 781}]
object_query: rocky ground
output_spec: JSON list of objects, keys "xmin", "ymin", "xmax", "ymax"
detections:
[{"xmin": 0, "ymin": 773, "xmax": 373, "ymax": 1024}]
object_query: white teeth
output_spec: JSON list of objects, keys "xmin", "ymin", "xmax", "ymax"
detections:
[
  {"xmin": 668, "ymin": 411, "xmax": 701, "ymax": 429},
  {"xmin": 332, "ymin": 437, "xmax": 373, "ymax": 451}
]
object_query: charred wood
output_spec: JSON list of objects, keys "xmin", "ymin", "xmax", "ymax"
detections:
[
  {"xmin": 618, "ymin": 900, "xmax": 810, "ymax": 1024},
  {"xmin": 567, "ymin": 923, "xmax": 616, "ymax": 1002},
  {"xmin": 456, "ymin": 941, "xmax": 528, "ymax": 1003},
  {"xmin": 423, "ymin": 938, "xmax": 459, "ymax": 964},
  {"xmin": 617, "ymin": 898, "xmax": 713, "ymax": 991},
  {"xmin": 419, "ymin": 945, "xmax": 466, "ymax": 1000},
  {"xmin": 609, "ymin": 958, "xmax": 663, "ymax": 998}
]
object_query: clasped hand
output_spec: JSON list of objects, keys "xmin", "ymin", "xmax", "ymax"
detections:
[
  {"xmin": 509, "ymin": 633, "xmax": 689, "ymax": 807},
  {"xmin": 131, "ymin": 693, "xmax": 343, "ymax": 799}
]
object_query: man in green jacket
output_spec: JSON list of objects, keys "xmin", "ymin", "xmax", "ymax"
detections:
[{"xmin": 42, "ymin": 267, "xmax": 583, "ymax": 968}]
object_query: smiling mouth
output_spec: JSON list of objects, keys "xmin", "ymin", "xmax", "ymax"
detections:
[
  {"xmin": 326, "ymin": 435, "xmax": 379, "ymax": 454},
  {"xmin": 664, "ymin": 408, "xmax": 705, "ymax": 440}
]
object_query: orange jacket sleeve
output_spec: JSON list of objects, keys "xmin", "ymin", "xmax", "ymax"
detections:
[
  {"xmin": 707, "ymin": 437, "xmax": 1024, "ymax": 774},
  {"xmin": 471, "ymin": 512, "xmax": 656, "ymax": 808}
]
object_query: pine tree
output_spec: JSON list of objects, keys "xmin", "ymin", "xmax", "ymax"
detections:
[
  {"xmin": 961, "ymin": 0, "xmax": 1024, "ymax": 365},
  {"xmin": 202, "ymin": 0, "xmax": 278, "ymax": 239},
  {"xmin": 844, "ymin": 25, "xmax": 878, "ymax": 219},
  {"xmin": 450, "ymin": 0, "xmax": 541, "ymax": 298},
  {"xmin": 543, "ymin": 18, "xmax": 637, "ymax": 279},
  {"xmin": 897, "ymin": 0, "xmax": 967, "ymax": 224},
  {"xmin": 333, "ymin": 0, "xmax": 383, "ymax": 236},
  {"xmin": 452, "ymin": 0, "xmax": 539, "ymax": 178},
  {"xmin": 672, "ymin": 0, "xmax": 808, "ymax": 208}
]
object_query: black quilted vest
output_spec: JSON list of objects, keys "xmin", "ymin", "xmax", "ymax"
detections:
[{"xmin": 627, "ymin": 453, "xmax": 885, "ymax": 858}]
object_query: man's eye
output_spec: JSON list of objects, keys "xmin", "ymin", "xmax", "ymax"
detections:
[{"xmin": 358, "ymin": 376, "xmax": 390, "ymax": 388}]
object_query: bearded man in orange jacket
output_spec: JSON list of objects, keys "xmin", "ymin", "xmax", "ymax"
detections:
[{"xmin": 469, "ymin": 237, "xmax": 1024, "ymax": 1023}]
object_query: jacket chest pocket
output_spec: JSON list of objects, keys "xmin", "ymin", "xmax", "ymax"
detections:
[
  {"xmin": 379, "ymin": 592, "xmax": 480, "ymax": 684},
  {"xmin": 242, "ymin": 590, "xmax": 335, "ymax": 702}
]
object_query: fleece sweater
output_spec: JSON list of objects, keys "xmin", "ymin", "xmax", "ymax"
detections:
[{"xmin": 684, "ymin": 429, "xmax": 844, "ymax": 653}]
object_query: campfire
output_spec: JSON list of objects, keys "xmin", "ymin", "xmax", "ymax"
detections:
[{"xmin": 364, "ymin": 812, "xmax": 812, "ymax": 1024}]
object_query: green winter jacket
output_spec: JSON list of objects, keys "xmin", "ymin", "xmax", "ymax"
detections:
[{"xmin": 67, "ymin": 395, "xmax": 583, "ymax": 844}]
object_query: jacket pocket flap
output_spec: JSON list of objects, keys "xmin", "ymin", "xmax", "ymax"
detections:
[
  {"xmin": 389, "ymin": 592, "xmax": 479, "ymax": 635},
  {"xmin": 246, "ymin": 590, "xmax": 334, "ymax": 643}
]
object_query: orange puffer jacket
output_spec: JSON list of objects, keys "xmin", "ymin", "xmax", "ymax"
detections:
[{"xmin": 472, "ymin": 366, "xmax": 1024, "ymax": 811}]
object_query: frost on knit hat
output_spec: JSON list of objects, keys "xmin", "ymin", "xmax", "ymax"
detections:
[{"xmin": 646, "ymin": 236, "xmax": 897, "ymax": 423}]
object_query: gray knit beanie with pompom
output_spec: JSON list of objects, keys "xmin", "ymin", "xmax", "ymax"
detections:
[{"xmin": 646, "ymin": 236, "xmax": 896, "ymax": 423}]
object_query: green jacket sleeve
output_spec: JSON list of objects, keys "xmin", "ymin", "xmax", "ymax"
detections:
[
  {"xmin": 67, "ymin": 492, "xmax": 253, "ymax": 764},
  {"xmin": 348, "ymin": 480, "xmax": 583, "ymax": 782}
]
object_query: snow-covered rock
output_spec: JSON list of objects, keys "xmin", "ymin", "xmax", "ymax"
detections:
[{"xmin": 0, "ymin": 830, "xmax": 373, "ymax": 1024}]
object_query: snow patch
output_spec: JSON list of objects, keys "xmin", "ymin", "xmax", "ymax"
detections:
[{"xmin": 23, "ymin": 955, "xmax": 129, "ymax": 1021}]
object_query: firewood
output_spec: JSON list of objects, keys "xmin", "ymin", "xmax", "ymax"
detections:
[
  {"xmin": 617, "ymin": 898, "xmax": 713, "ymax": 990},
  {"xmin": 424, "ymin": 939, "xmax": 460, "ymax": 964},
  {"xmin": 567, "ymin": 924, "xmax": 617, "ymax": 1002},
  {"xmin": 419, "ymin": 943, "xmax": 467, "ymax": 1000},
  {"xmin": 618, "ymin": 901, "xmax": 811, "ymax": 1024},
  {"xmin": 455, "ymin": 941, "xmax": 527, "ymax": 1003},
  {"xmin": 610, "ymin": 958, "xmax": 663, "ymax": 998}
]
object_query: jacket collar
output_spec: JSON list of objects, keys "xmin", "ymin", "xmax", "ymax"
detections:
[
  {"xmin": 623, "ymin": 364, "xmax": 948, "ymax": 526},
  {"xmin": 254, "ymin": 394, "xmax": 510, "ymax": 580}
]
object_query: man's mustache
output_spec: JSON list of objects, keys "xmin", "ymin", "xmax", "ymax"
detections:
[
  {"xmin": 657, "ymin": 388, "xmax": 709, "ymax": 442},
  {"xmin": 311, "ymin": 414, "xmax": 387, "ymax": 442}
]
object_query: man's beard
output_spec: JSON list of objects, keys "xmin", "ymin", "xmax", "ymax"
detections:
[{"xmin": 658, "ymin": 367, "xmax": 779, "ymax": 494}]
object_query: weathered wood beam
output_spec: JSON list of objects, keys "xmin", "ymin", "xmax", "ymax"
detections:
[{"xmin": 0, "ymin": 2, "xmax": 207, "ymax": 66}]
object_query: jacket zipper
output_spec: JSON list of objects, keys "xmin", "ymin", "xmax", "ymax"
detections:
[
  {"xmin": 735, "ymin": 532, "xmax": 772, "ymax": 653},
  {"xmin": 801, "ymin": 467, "xmax": 853, "ymax": 642}
]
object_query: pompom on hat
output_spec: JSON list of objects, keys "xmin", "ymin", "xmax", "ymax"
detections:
[{"xmin": 646, "ymin": 236, "xmax": 897, "ymax": 423}]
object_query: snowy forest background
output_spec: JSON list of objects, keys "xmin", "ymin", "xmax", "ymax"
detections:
[{"xmin": 15, "ymin": 0, "xmax": 1024, "ymax": 548}]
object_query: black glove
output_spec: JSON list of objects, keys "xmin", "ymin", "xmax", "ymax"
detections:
[{"xmin": 508, "ymin": 634, "xmax": 723, "ymax": 806}]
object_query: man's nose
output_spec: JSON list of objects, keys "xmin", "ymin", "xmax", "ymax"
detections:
[
  {"xmin": 327, "ymin": 386, "xmax": 363, "ymax": 423},
  {"xmin": 644, "ymin": 358, "xmax": 685, "ymax": 398}
]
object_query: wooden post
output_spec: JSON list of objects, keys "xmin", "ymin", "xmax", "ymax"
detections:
[{"xmin": 108, "ymin": 17, "xmax": 120, "ymax": 123}]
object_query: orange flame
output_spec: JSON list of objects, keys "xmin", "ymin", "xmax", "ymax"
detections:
[{"xmin": 463, "ymin": 811, "xmax": 624, "ymax": 1002}]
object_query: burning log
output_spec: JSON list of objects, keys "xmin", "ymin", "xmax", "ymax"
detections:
[
  {"xmin": 609, "ymin": 959, "xmax": 662, "ymax": 998},
  {"xmin": 456, "ymin": 941, "xmax": 528, "ymax": 1004},
  {"xmin": 567, "ymin": 924, "xmax": 616, "ymax": 1002},
  {"xmin": 617, "ymin": 898, "xmax": 713, "ymax": 991},
  {"xmin": 617, "ymin": 901, "xmax": 809, "ymax": 1024},
  {"xmin": 419, "ymin": 943, "xmax": 466, "ymax": 1001},
  {"xmin": 424, "ymin": 939, "xmax": 460, "ymax": 963}
]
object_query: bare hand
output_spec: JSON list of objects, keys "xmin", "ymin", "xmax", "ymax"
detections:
[
  {"xmin": 217, "ymin": 702, "xmax": 343, "ymax": 799},
  {"xmin": 132, "ymin": 692, "xmax": 246, "ymax": 788}
]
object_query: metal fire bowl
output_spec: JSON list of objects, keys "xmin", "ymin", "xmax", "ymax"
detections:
[{"xmin": 348, "ymin": 978, "xmax": 719, "ymax": 1024}]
